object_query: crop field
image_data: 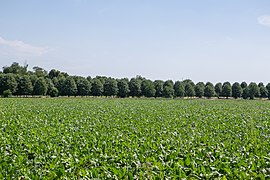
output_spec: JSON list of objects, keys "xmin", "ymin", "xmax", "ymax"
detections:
[{"xmin": 0, "ymin": 98, "xmax": 270, "ymax": 179}]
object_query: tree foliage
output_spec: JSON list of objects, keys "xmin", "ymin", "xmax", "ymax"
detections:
[
  {"xmin": 215, "ymin": 83, "xmax": 222, "ymax": 98},
  {"xmin": 91, "ymin": 78, "xmax": 103, "ymax": 96},
  {"xmin": 104, "ymin": 78, "xmax": 118, "ymax": 97},
  {"xmin": 222, "ymin": 82, "xmax": 232, "ymax": 99},
  {"xmin": 163, "ymin": 80, "xmax": 174, "ymax": 98},
  {"xmin": 117, "ymin": 79, "xmax": 130, "ymax": 98},
  {"xmin": 248, "ymin": 82, "xmax": 259, "ymax": 100},
  {"xmin": 185, "ymin": 83, "xmax": 195, "ymax": 97},
  {"xmin": 204, "ymin": 82, "xmax": 215, "ymax": 98},
  {"xmin": 62, "ymin": 77, "xmax": 77, "ymax": 97},
  {"xmin": 1, "ymin": 62, "xmax": 270, "ymax": 100},
  {"xmin": 129, "ymin": 77, "xmax": 142, "ymax": 97},
  {"xmin": 195, "ymin": 82, "xmax": 205, "ymax": 98},
  {"xmin": 0, "ymin": 74, "xmax": 17, "ymax": 95},
  {"xmin": 16, "ymin": 75, "xmax": 33, "ymax": 96},
  {"xmin": 33, "ymin": 77, "xmax": 48, "ymax": 96},
  {"xmin": 154, "ymin": 80, "xmax": 164, "ymax": 98},
  {"xmin": 232, "ymin": 82, "xmax": 242, "ymax": 99},
  {"xmin": 174, "ymin": 81, "xmax": 185, "ymax": 98},
  {"xmin": 141, "ymin": 79, "xmax": 156, "ymax": 97}
]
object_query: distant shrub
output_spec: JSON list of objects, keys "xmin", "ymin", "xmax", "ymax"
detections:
[
  {"xmin": 49, "ymin": 87, "xmax": 59, "ymax": 97},
  {"xmin": 2, "ymin": 89, "xmax": 12, "ymax": 98}
]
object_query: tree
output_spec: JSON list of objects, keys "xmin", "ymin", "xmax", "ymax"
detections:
[
  {"xmin": 33, "ymin": 77, "xmax": 48, "ymax": 96},
  {"xmin": 103, "ymin": 78, "xmax": 118, "ymax": 97},
  {"xmin": 266, "ymin": 83, "xmax": 270, "ymax": 100},
  {"xmin": 0, "ymin": 74, "xmax": 17, "ymax": 95},
  {"xmin": 154, "ymin": 80, "xmax": 164, "ymax": 98},
  {"xmin": 195, "ymin": 82, "xmax": 205, "ymax": 98},
  {"xmin": 46, "ymin": 78, "xmax": 58, "ymax": 97},
  {"xmin": 129, "ymin": 77, "xmax": 142, "ymax": 97},
  {"xmin": 163, "ymin": 80, "xmax": 174, "ymax": 98},
  {"xmin": 49, "ymin": 87, "xmax": 59, "ymax": 97},
  {"xmin": 3, "ymin": 62, "xmax": 28, "ymax": 75},
  {"xmin": 76, "ymin": 77, "xmax": 91, "ymax": 96},
  {"xmin": 232, "ymin": 82, "xmax": 242, "ymax": 99},
  {"xmin": 242, "ymin": 88, "xmax": 249, "ymax": 99},
  {"xmin": 117, "ymin": 78, "xmax": 130, "ymax": 98},
  {"xmin": 2, "ymin": 89, "xmax": 12, "ymax": 98},
  {"xmin": 33, "ymin": 66, "xmax": 47, "ymax": 77},
  {"xmin": 91, "ymin": 78, "xmax": 103, "ymax": 96},
  {"xmin": 29, "ymin": 74, "xmax": 38, "ymax": 86},
  {"xmin": 185, "ymin": 83, "xmax": 195, "ymax": 98},
  {"xmin": 141, "ymin": 79, "xmax": 156, "ymax": 97},
  {"xmin": 259, "ymin": 86, "xmax": 268, "ymax": 98},
  {"xmin": 215, "ymin": 83, "xmax": 222, "ymax": 98},
  {"xmin": 248, "ymin": 82, "xmax": 259, "ymax": 100},
  {"xmin": 55, "ymin": 77, "xmax": 66, "ymax": 96},
  {"xmin": 16, "ymin": 75, "xmax": 33, "ymax": 96},
  {"xmin": 182, "ymin": 79, "xmax": 195, "ymax": 87},
  {"xmin": 204, "ymin": 82, "xmax": 215, "ymax": 98},
  {"xmin": 174, "ymin": 81, "xmax": 185, "ymax": 98},
  {"xmin": 62, "ymin": 77, "xmax": 77, "ymax": 97},
  {"xmin": 221, "ymin": 82, "xmax": 232, "ymax": 99},
  {"xmin": 240, "ymin": 82, "xmax": 247, "ymax": 89},
  {"xmin": 258, "ymin": 82, "xmax": 264, "ymax": 88},
  {"xmin": 48, "ymin": 69, "xmax": 61, "ymax": 79},
  {"xmin": 256, "ymin": 82, "xmax": 264, "ymax": 98}
]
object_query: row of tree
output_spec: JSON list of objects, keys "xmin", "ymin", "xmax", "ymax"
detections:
[{"xmin": 0, "ymin": 62, "xmax": 270, "ymax": 99}]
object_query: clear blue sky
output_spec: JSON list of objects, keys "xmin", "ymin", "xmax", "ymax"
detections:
[{"xmin": 1, "ymin": 0, "xmax": 270, "ymax": 83}]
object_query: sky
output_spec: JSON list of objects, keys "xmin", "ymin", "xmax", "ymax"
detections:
[{"xmin": 0, "ymin": 0, "xmax": 270, "ymax": 83}]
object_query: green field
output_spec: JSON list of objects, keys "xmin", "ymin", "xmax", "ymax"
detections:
[{"xmin": 0, "ymin": 98, "xmax": 270, "ymax": 179}]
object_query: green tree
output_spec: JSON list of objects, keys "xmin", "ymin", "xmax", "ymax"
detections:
[
  {"xmin": 103, "ymin": 78, "xmax": 118, "ymax": 97},
  {"xmin": 266, "ymin": 83, "xmax": 270, "ymax": 100},
  {"xmin": 16, "ymin": 75, "xmax": 33, "ymax": 96},
  {"xmin": 49, "ymin": 87, "xmax": 59, "ymax": 97},
  {"xmin": 154, "ymin": 80, "xmax": 164, "ymax": 98},
  {"xmin": 241, "ymin": 82, "xmax": 247, "ymax": 89},
  {"xmin": 221, "ymin": 82, "xmax": 232, "ymax": 99},
  {"xmin": 48, "ymin": 69, "xmax": 61, "ymax": 79},
  {"xmin": 46, "ymin": 78, "xmax": 57, "ymax": 97},
  {"xmin": 215, "ymin": 83, "xmax": 222, "ymax": 98},
  {"xmin": 56, "ymin": 77, "xmax": 66, "ymax": 96},
  {"xmin": 2, "ymin": 89, "xmax": 12, "ymax": 98},
  {"xmin": 204, "ymin": 82, "xmax": 215, "ymax": 98},
  {"xmin": 232, "ymin": 82, "xmax": 242, "ymax": 99},
  {"xmin": 129, "ymin": 77, "xmax": 142, "ymax": 97},
  {"xmin": 195, "ymin": 82, "xmax": 205, "ymax": 98},
  {"xmin": 33, "ymin": 77, "xmax": 48, "ymax": 96},
  {"xmin": 174, "ymin": 81, "xmax": 185, "ymax": 98},
  {"xmin": 185, "ymin": 83, "xmax": 195, "ymax": 97},
  {"xmin": 163, "ymin": 80, "xmax": 174, "ymax": 98},
  {"xmin": 32, "ymin": 66, "xmax": 47, "ymax": 77},
  {"xmin": 62, "ymin": 77, "xmax": 77, "ymax": 97},
  {"xmin": 259, "ymin": 86, "xmax": 268, "ymax": 98},
  {"xmin": 248, "ymin": 82, "xmax": 259, "ymax": 100},
  {"xmin": 141, "ymin": 79, "xmax": 156, "ymax": 97},
  {"xmin": 117, "ymin": 78, "xmax": 130, "ymax": 98},
  {"xmin": 91, "ymin": 78, "xmax": 103, "ymax": 96},
  {"xmin": 258, "ymin": 82, "xmax": 264, "ymax": 87},
  {"xmin": 182, "ymin": 79, "xmax": 195, "ymax": 87},
  {"xmin": 76, "ymin": 77, "xmax": 91, "ymax": 96},
  {"xmin": 3, "ymin": 62, "xmax": 28, "ymax": 75},
  {"xmin": 242, "ymin": 87, "xmax": 249, "ymax": 99},
  {"xmin": 29, "ymin": 74, "xmax": 38, "ymax": 86},
  {"xmin": 0, "ymin": 74, "xmax": 17, "ymax": 95}
]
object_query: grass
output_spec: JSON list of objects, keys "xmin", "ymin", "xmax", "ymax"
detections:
[{"xmin": 0, "ymin": 98, "xmax": 270, "ymax": 179}]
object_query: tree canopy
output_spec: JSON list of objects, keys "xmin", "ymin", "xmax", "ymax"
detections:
[{"xmin": 0, "ymin": 62, "xmax": 269, "ymax": 100}]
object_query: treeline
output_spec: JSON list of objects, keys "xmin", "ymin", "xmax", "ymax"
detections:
[{"xmin": 0, "ymin": 62, "xmax": 270, "ymax": 100}]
